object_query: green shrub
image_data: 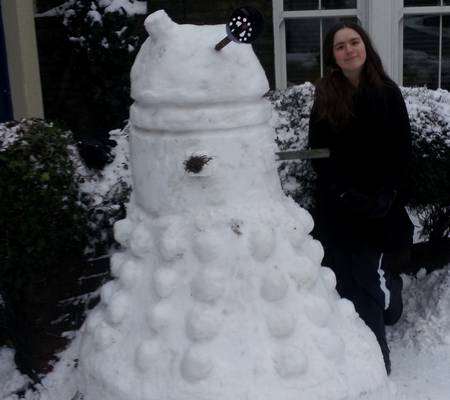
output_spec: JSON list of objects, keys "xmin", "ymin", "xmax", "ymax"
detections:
[
  {"xmin": 267, "ymin": 83, "xmax": 316, "ymax": 209},
  {"xmin": 402, "ymin": 87, "xmax": 450, "ymax": 242},
  {"xmin": 76, "ymin": 128, "xmax": 132, "ymax": 257},
  {"xmin": 0, "ymin": 119, "xmax": 88, "ymax": 300}
]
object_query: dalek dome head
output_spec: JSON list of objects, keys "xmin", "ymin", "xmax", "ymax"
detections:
[{"xmin": 130, "ymin": 10, "xmax": 269, "ymax": 108}]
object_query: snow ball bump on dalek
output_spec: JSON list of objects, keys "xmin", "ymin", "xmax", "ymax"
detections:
[{"xmin": 215, "ymin": 6, "xmax": 329, "ymax": 162}]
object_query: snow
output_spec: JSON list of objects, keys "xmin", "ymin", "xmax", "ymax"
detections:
[
  {"xmin": 86, "ymin": 10, "xmax": 102, "ymax": 25},
  {"xmin": 0, "ymin": 123, "xmax": 21, "ymax": 152},
  {"xmin": 2, "ymin": 266, "xmax": 450, "ymax": 399},
  {"xmin": 130, "ymin": 10, "xmax": 269, "ymax": 106},
  {"xmin": 36, "ymin": 0, "xmax": 147, "ymax": 18},
  {"xmin": 75, "ymin": 10, "xmax": 391, "ymax": 400},
  {"xmin": 102, "ymin": 0, "xmax": 147, "ymax": 16},
  {"xmin": 1, "ymin": 9, "xmax": 449, "ymax": 400},
  {"xmin": 387, "ymin": 267, "xmax": 450, "ymax": 400},
  {"xmin": 0, "ymin": 349, "xmax": 29, "ymax": 397},
  {"xmin": 35, "ymin": 1, "xmax": 76, "ymax": 18},
  {"xmin": 72, "ymin": 128, "xmax": 131, "ymax": 208},
  {"xmin": 388, "ymin": 268, "xmax": 450, "ymax": 350}
]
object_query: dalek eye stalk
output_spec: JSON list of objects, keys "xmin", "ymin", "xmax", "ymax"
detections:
[{"xmin": 215, "ymin": 7, "xmax": 264, "ymax": 51}]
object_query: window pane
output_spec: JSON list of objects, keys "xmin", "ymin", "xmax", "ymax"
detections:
[
  {"xmin": 284, "ymin": 0, "xmax": 356, "ymax": 10},
  {"xmin": 404, "ymin": 0, "xmax": 440, "ymax": 6},
  {"xmin": 403, "ymin": 15, "xmax": 439, "ymax": 89},
  {"xmin": 286, "ymin": 16, "xmax": 358, "ymax": 85},
  {"xmin": 286, "ymin": 19, "xmax": 320, "ymax": 84},
  {"xmin": 284, "ymin": 0, "xmax": 318, "ymax": 11},
  {"xmin": 322, "ymin": 0, "xmax": 357, "ymax": 9},
  {"xmin": 442, "ymin": 16, "xmax": 450, "ymax": 90},
  {"xmin": 322, "ymin": 16, "xmax": 358, "ymax": 37}
]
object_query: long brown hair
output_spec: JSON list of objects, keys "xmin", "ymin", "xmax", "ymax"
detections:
[{"xmin": 315, "ymin": 22, "xmax": 393, "ymax": 128}]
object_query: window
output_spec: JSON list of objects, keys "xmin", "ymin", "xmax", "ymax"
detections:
[
  {"xmin": 403, "ymin": 15, "xmax": 440, "ymax": 88},
  {"xmin": 273, "ymin": 0, "xmax": 362, "ymax": 88},
  {"xmin": 285, "ymin": 16, "xmax": 357, "ymax": 85},
  {"xmin": 404, "ymin": 0, "xmax": 440, "ymax": 6},
  {"xmin": 284, "ymin": 0, "xmax": 356, "ymax": 11},
  {"xmin": 284, "ymin": 0, "xmax": 317, "ymax": 11},
  {"xmin": 402, "ymin": 1, "xmax": 450, "ymax": 89}
]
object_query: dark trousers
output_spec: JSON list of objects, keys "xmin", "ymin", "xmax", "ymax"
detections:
[{"xmin": 322, "ymin": 242, "xmax": 395, "ymax": 374}]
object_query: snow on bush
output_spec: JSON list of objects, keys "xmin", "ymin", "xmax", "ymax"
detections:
[
  {"xmin": 0, "ymin": 348, "xmax": 30, "ymax": 398},
  {"xmin": 267, "ymin": 82, "xmax": 315, "ymax": 209},
  {"xmin": 38, "ymin": 0, "xmax": 147, "ymax": 19},
  {"xmin": 0, "ymin": 122, "xmax": 22, "ymax": 151},
  {"xmin": 35, "ymin": 0, "xmax": 149, "ymax": 142},
  {"xmin": 73, "ymin": 126, "xmax": 132, "ymax": 256},
  {"xmin": 402, "ymin": 87, "xmax": 450, "ymax": 241},
  {"xmin": 0, "ymin": 120, "xmax": 131, "ymax": 258},
  {"xmin": 54, "ymin": 0, "xmax": 147, "ymax": 52},
  {"xmin": 0, "ymin": 119, "xmax": 89, "ymax": 322}
]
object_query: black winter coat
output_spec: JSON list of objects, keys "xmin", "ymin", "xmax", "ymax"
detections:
[{"xmin": 308, "ymin": 81, "xmax": 414, "ymax": 252}]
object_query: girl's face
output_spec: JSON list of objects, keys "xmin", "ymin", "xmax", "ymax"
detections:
[{"xmin": 332, "ymin": 28, "xmax": 366, "ymax": 80}]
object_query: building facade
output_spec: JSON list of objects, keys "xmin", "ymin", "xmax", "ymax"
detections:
[
  {"xmin": 273, "ymin": 0, "xmax": 450, "ymax": 89},
  {"xmin": 0, "ymin": 0, "xmax": 43, "ymax": 123},
  {"xmin": 0, "ymin": 2, "xmax": 13, "ymax": 122}
]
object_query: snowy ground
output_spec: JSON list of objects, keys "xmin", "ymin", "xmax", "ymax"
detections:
[
  {"xmin": 387, "ymin": 266, "xmax": 450, "ymax": 400},
  {"xmin": 1, "ymin": 263, "xmax": 449, "ymax": 400}
]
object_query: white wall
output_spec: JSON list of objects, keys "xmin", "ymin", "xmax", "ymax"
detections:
[{"xmin": 1, "ymin": 0, "xmax": 44, "ymax": 120}]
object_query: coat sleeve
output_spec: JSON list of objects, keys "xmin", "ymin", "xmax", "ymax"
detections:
[
  {"xmin": 309, "ymin": 103, "xmax": 336, "ymax": 187},
  {"xmin": 308, "ymin": 102, "xmax": 349, "ymax": 200}
]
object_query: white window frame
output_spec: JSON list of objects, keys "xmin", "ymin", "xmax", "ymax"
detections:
[
  {"xmin": 272, "ymin": 0, "xmax": 367, "ymax": 88},
  {"xmin": 399, "ymin": 3, "xmax": 450, "ymax": 88}
]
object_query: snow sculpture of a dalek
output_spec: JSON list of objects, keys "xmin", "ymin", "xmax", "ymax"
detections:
[{"xmin": 76, "ymin": 8, "xmax": 393, "ymax": 400}]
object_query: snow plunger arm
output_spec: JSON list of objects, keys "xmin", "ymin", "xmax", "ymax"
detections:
[
  {"xmin": 276, "ymin": 148, "xmax": 330, "ymax": 161},
  {"xmin": 215, "ymin": 6, "xmax": 264, "ymax": 51}
]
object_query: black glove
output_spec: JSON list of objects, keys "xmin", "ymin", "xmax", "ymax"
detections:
[{"xmin": 338, "ymin": 188, "xmax": 397, "ymax": 219}]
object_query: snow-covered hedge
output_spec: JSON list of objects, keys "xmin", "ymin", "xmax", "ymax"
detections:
[
  {"xmin": 54, "ymin": 0, "xmax": 147, "ymax": 52},
  {"xmin": 76, "ymin": 127, "xmax": 132, "ymax": 256},
  {"xmin": 402, "ymin": 87, "xmax": 450, "ymax": 242},
  {"xmin": 0, "ymin": 120, "xmax": 131, "ymax": 262},
  {"xmin": 36, "ymin": 0, "xmax": 148, "ymax": 140},
  {"xmin": 0, "ymin": 120, "xmax": 88, "ymax": 302},
  {"xmin": 269, "ymin": 83, "xmax": 450, "ymax": 242},
  {"xmin": 268, "ymin": 83, "xmax": 315, "ymax": 209}
]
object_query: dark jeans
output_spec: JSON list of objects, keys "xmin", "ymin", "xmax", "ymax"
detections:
[{"xmin": 322, "ymin": 242, "xmax": 402, "ymax": 374}]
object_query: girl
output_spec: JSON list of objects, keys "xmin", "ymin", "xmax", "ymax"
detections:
[{"xmin": 308, "ymin": 22, "xmax": 413, "ymax": 374}]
